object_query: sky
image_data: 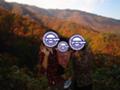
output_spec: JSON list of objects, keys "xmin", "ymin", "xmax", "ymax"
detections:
[{"xmin": 5, "ymin": 0, "xmax": 120, "ymax": 19}]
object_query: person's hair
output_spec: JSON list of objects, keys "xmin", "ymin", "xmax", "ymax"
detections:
[
  {"xmin": 59, "ymin": 37, "xmax": 68, "ymax": 42},
  {"xmin": 79, "ymin": 41, "xmax": 93, "ymax": 56},
  {"xmin": 45, "ymin": 29, "xmax": 59, "ymax": 35}
]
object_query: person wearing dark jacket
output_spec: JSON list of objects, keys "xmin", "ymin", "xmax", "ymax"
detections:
[
  {"xmin": 71, "ymin": 45, "xmax": 93, "ymax": 90},
  {"xmin": 39, "ymin": 45, "xmax": 65, "ymax": 90}
]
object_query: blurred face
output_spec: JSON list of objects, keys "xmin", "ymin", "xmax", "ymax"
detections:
[{"xmin": 43, "ymin": 31, "xmax": 60, "ymax": 48}]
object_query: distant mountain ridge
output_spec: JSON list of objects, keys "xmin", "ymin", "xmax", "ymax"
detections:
[
  {"xmin": 0, "ymin": 0, "xmax": 120, "ymax": 35},
  {"xmin": 0, "ymin": 0, "xmax": 120, "ymax": 56}
]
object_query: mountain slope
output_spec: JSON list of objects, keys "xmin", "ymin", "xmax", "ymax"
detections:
[
  {"xmin": 0, "ymin": 0, "xmax": 120, "ymax": 56},
  {"xmin": 0, "ymin": 0, "xmax": 120, "ymax": 35}
]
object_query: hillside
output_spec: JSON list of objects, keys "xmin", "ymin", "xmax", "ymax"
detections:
[
  {"xmin": 0, "ymin": 0, "xmax": 120, "ymax": 35},
  {"xmin": 0, "ymin": 0, "xmax": 120, "ymax": 56}
]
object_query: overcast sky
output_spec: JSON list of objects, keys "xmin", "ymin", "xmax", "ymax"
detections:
[{"xmin": 6, "ymin": 0, "xmax": 120, "ymax": 19}]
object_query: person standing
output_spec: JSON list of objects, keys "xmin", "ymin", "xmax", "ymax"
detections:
[
  {"xmin": 57, "ymin": 45, "xmax": 73, "ymax": 90},
  {"xmin": 39, "ymin": 44, "xmax": 65, "ymax": 90},
  {"xmin": 71, "ymin": 45, "xmax": 93, "ymax": 90}
]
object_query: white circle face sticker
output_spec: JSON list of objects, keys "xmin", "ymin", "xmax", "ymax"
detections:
[
  {"xmin": 43, "ymin": 31, "xmax": 60, "ymax": 47},
  {"xmin": 58, "ymin": 41, "xmax": 69, "ymax": 52},
  {"xmin": 69, "ymin": 35, "xmax": 86, "ymax": 50}
]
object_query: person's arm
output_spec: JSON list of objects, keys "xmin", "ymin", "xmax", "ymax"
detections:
[
  {"xmin": 41, "ymin": 47, "xmax": 50, "ymax": 69},
  {"xmin": 39, "ymin": 47, "xmax": 50, "ymax": 75},
  {"xmin": 42, "ymin": 53, "xmax": 49, "ymax": 69}
]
